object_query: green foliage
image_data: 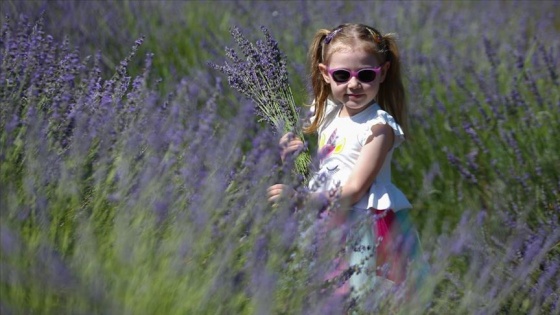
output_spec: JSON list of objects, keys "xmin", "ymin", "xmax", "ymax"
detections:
[{"xmin": 1, "ymin": 1, "xmax": 559, "ymax": 314}]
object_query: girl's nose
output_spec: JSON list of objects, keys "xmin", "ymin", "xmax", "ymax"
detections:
[{"xmin": 347, "ymin": 76, "xmax": 360, "ymax": 88}]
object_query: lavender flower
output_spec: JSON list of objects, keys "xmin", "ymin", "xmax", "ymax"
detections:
[
  {"xmin": 2, "ymin": 2, "xmax": 560, "ymax": 314},
  {"xmin": 209, "ymin": 25, "xmax": 311, "ymax": 179}
]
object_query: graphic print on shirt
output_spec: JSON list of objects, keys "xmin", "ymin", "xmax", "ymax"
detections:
[{"xmin": 318, "ymin": 128, "xmax": 346, "ymax": 176}]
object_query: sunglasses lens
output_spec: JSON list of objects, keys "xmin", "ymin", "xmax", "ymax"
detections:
[
  {"xmin": 331, "ymin": 70, "xmax": 351, "ymax": 82},
  {"xmin": 330, "ymin": 69, "xmax": 377, "ymax": 83},
  {"xmin": 357, "ymin": 70, "xmax": 376, "ymax": 82}
]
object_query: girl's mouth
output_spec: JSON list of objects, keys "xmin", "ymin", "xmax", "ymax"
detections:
[{"xmin": 347, "ymin": 94, "xmax": 364, "ymax": 99}]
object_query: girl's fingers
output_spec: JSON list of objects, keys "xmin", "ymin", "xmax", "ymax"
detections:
[
  {"xmin": 284, "ymin": 143, "xmax": 302, "ymax": 155},
  {"xmin": 267, "ymin": 184, "xmax": 284, "ymax": 191},
  {"xmin": 267, "ymin": 184, "xmax": 284, "ymax": 199},
  {"xmin": 279, "ymin": 132, "xmax": 304, "ymax": 162},
  {"xmin": 267, "ymin": 184, "xmax": 293, "ymax": 203},
  {"xmin": 279, "ymin": 133, "xmax": 302, "ymax": 147},
  {"xmin": 288, "ymin": 140, "xmax": 304, "ymax": 149},
  {"xmin": 267, "ymin": 190, "xmax": 282, "ymax": 202},
  {"xmin": 281, "ymin": 140, "xmax": 304, "ymax": 161},
  {"xmin": 279, "ymin": 132, "xmax": 295, "ymax": 146}
]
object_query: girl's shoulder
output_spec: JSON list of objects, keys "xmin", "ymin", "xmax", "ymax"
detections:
[
  {"xmin": 309, "ymin": 98, "xmax": 338, "ymax": 117},
  {"xmin": 311, "ymin": 98, "xmax": 340, "ymax": 133},
  {"xmin": 359, "ymin": 103, "xmax": 406, "ymax": 147},
  {"xmin": 367, "ymin": 104, "xmax": 396, "ymax": 124}
]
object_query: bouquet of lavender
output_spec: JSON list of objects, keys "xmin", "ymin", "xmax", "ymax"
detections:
[{"xmin": 210, "ymin": 26, "xmax": 311, "ymax": 180}]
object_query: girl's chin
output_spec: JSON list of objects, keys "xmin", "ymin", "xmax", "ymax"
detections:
[
  {"xmin": 344, "ymin": 101, "xmax": 370, "ymax": 110},
  {"xmin": 343, "ymin": 94, "xmax": 375, "ymax": 105}
]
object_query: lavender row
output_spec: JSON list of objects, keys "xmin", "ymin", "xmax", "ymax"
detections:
[{"xmin": 1, "ymin": 2, "xmax": 559, "ymax": 314}]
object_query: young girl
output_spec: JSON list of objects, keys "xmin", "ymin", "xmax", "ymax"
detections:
[{"xmin": 267, "ymin": 23, "xmax": 421, "ymax": 305}]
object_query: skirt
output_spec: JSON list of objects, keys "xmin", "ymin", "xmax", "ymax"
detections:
[{"xmin": 345, "ymin": 208, "xmax": 423, "ymax": 297}]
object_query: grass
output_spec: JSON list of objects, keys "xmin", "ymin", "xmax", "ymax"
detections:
[{"xmin": 1, "ymin": 1, "xmax": 559, "ymax": 314}]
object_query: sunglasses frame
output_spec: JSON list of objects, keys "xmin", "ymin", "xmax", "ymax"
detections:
[{"xmin": 327, "ymin": 66, "xmax": 383, "ymax": 83}]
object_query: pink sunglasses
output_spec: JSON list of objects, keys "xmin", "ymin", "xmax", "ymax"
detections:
[{"xmin": 327, "ymin": 66, "xmax": 382, "ymax": 83}]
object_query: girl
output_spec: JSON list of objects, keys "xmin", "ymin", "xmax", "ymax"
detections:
[{"xmin": 267, "ymin": 23, "xmax": 422, "ymax": 306}]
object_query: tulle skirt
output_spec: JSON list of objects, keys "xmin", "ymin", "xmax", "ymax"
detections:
[{"xmin": 324, "ymin": 208, "xmax": 425, "ymax": 304}]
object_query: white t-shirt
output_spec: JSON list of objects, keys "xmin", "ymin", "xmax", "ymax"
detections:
[{"xmin": 308, "ymin": 99, "xmax": 412, "ymax": 211}]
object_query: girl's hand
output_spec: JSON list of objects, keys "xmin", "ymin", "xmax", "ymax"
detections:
[
  {"xmin": 267, "ymin": 184, "xmax": 296, "ymax": 203},
  {"xmin": 279, "ymin": 132, "xmax": 304, "ymax": 162}
]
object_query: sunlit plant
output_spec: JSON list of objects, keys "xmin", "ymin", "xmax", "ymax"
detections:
[
  {"xmin": 209, "ymin": 26, "xmax": 311, "ymax": 180},
  {"xmin": 1, "ymin": 2, "xmax": 559, "ymax": 314}
]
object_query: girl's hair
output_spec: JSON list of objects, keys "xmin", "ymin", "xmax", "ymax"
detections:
[{"xmin": 304, "ymin": 23, "xmax": 409, "ymax": 138}]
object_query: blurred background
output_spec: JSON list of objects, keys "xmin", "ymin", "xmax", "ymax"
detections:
[{"xmin": 1, "ymin": 1, "xmax": 559, "ymax": 314}]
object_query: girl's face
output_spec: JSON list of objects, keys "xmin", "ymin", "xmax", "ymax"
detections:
[{"xmin": 319, "ymin": 45, "xmax": 389, "ymax": 117}]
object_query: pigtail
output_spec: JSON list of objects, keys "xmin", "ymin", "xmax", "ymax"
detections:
[
  {"xmin": 303, "ymin": 29, "xmax": 331, "ymax": 135},
  {"xmin": 377, "ymin": 33, "xmax": 409, "ymax": 138}
]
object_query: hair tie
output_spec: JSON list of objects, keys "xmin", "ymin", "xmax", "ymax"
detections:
[
  {"xmin": 324, "ymin": 28, "xmax": 341, "ymax": 45},
  {"xmin": 366, "ymin": 27, "xmax": 382, "ymax": 45},
  {"xmin": 375, "ymin": 34, "xmax": 383, "ymax": 45},
  {"xmin": 366, "ymin": 28, "xmax": 389, "ymax": 56}
]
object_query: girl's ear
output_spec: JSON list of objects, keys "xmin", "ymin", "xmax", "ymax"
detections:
[
  {"xmin": 380, "ymin": 61, "xmax": 391, "ymax": 83},
  {"xmin": 319, "ymin": 63, "xmax": 330, "ymax": 83}
]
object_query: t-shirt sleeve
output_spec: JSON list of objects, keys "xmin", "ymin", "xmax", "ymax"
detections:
[{"xmin": 359, "ymin": 110, "xmax": 405, "ymax": 148}]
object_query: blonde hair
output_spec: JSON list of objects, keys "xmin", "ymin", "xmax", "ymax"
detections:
[{"xmin": 303, "ymin": 23, "xmax": 409, "ymax": 138}]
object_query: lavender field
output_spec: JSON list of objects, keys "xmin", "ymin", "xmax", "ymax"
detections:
[{"xmin": 1, "ymin": 1, "xmax": 559, "ymax": 314}]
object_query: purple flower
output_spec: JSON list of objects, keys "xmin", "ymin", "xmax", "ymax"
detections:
[{"xmin": 209, "ymin": 25, "xmax": 311, "ymax": 178}]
